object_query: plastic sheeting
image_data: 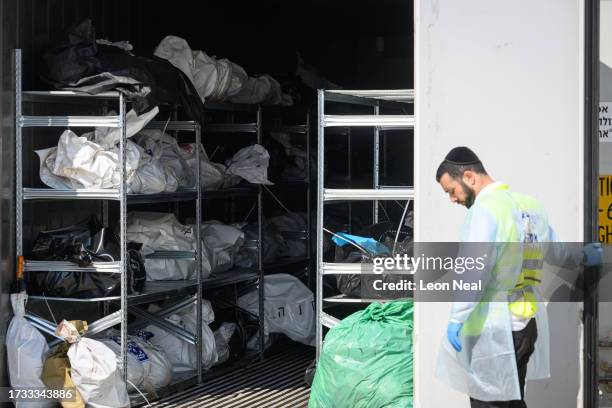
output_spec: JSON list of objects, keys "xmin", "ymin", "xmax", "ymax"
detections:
[
  {"xmin": 309, "ymin": 301, "xmax": 414, "ymax": 408},
  {"xmin": 7, "ymin": 293, "xmax": 54, "ymax": 408},
  {"xmin": 237, "ymin": 274, "xmax": 315, "ymax": 346},
  {"xmin": 126, "ymin": 212, "xmax": 196, "ymax": 281}
]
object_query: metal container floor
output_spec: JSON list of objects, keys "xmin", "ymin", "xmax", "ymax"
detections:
[{"xmin": 150, "ymin": 346, "xmax": 314, "ymax": 408}]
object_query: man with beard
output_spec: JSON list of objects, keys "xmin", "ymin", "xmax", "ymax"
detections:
[{"xmin": 433, "ymin": 146, "xmax": 601, "ymax": 407}]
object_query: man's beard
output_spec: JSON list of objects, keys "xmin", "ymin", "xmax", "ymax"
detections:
[{"xmin": 459, "ymin": 180, "xmax": 476, "ymax": 209}]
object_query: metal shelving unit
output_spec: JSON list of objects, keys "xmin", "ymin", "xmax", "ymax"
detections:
[
  {"xmin": 16, "ymin": 49, "xmax": 131, "ymax": 384},
  {"xmin": 14, "ymin": 48, "xmax": 268, "ymax": 396},
  {"xmin": 261, "ymin": 108, "xmax": 313, "ymax": 288},
  {"xmin": 315, "ymin": 89, "xmax": 415, "ymax": 359},
  {"xmin": 14, "ymin": 47, "xmax": 314, "ymax": 403},
  {"xmin": 199, "ymin": 103, "xmax": 267, "ymax": 360}
]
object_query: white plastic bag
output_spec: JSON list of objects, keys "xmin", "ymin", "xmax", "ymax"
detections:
[
  {"xmin": 179, "ymin": 143, "xmax": 228, "ymax": 190},
  {"xmin": 228, "ymin": 76, "xmax": 271, "ymax": 105},
  {"xmin": 200, "ymin": 221, "xmax": 245, "ymax": 278},
  {"xmin": 132, "ymin": 335, "xmax": 173, "ymax": 389},
  {"xmin": 238, "ymin": 274, "xmax": 315, "ymax": 346},
  {"xmin": 134, "ymin": 130, "xmax": 194, "ymax": 189},
  {"xmin": 99, "ymin": 337, "xmax": 146, "ymax": 392},
  {"xmin": 129, "ymin": 159, "xmax": 170, "ymax": 194},
  {"xmin": 52, "ymin": 130, "xmax": 128, "ymax": 189},
  {"xmin": 154, "ymin": 36, "xmax": 244, "ymax": 102},
  {"xmin": 35, "ymin": 108, "xmax": 158, "ymax": 192},
  {"xmin": 126, "ymin": 212, "xmax": 195, "ymax": 280},
  {"xmin": 102, "ymin": 331, "xmax": 173, "ymax": 391},
  {"xmin": 57, "ymin": 320, "xmax": 130, "ymax": 408},
  {"xmin": 155, "ymin": 36, "xmax": 218, "ymax": 101},
  {"xmin": 144, "ymin": 301, "xmax": 217, "ymax": 371},
  {"xmin": 37, "ymin": 131, "xmax": 141, "ymax": 191},
  {"xmin": 225, "ymin": 144, "xmax": 274, "ymax": 185},
  {"xmin": 6, "ymin": 293, "xmax": 54, "ymax": 408}
]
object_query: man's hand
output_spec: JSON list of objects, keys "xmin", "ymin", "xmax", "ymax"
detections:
[
  {"xmin": 583, "ymin": 242, "xmax": 603, "ymax": 267},
  {"xmin": 447, "ymin": 322, "xmax": 463, "ymax": 352}
]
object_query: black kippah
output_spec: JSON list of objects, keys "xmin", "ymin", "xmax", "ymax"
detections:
[{"xmin": 443, "ymin": 146, "xmax": 481, "ymax": 165}]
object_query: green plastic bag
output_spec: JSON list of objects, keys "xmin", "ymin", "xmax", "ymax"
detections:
[{"xmin": 309, "ymin": 300, "xmax": 413, "ymax": 408}]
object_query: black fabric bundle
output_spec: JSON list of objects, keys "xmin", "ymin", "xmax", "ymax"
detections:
[
  {"xmin": 40, "ymin": 19, "xmax": 206, "ymax": 125},
  {"xmin": 334, "ymin": 221, "xmax": 413, "ymax": 299},
  {"xmin": 28, "ymin": 219, "xmax": 146, "ymax": 297}
]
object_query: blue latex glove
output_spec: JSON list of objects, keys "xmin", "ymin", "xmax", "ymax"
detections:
[
  {"xmin": 447, "ymin": 322, "xmax": 463, "ymax": 352},
  {"xmin": 583, "ymin": 242, "xmax": 603, "ymax": 267}
]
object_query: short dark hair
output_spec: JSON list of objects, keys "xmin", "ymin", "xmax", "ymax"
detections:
[{"xmin": 435, "ymin": 161, "xmax": 487, "ymax": 182}]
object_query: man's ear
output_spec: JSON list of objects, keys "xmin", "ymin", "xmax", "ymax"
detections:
[{"xmin": 462, "ymin": 170, "xmax": 477, "ymax": 186}]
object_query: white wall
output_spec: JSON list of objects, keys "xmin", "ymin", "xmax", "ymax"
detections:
[
  {"xmin": 601, "ymin": 1, "xmax": 612, "ymax": 174},
  {"xmin": 414, "ymin": 1, "xmax": 585, "ymax": 407},
  {"xmin": 599, "ymin": 0, "xmax": 612, "ymax": 384}
]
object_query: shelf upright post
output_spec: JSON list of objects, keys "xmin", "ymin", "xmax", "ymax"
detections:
[
  {"xmin": 347, "ymin": 127, "xmax": 352, "ymax": 233},
  {"xmin": 306, "ymin": 110, "xmax": 312, "ymax": 290},
  {"xmin": 316, "ymin": 90, "xmax": 325, "ymax": 361},
  {"xmin": 195, "ymin": 122, "xmax": 204, "ymax": 383},
  {"xmin": 373, "ymin": 102, "xmax": 380, "ymax": 223},
  {"xmin": 256, "ymin": 106, "xmax": 265, "ymax": 359},
  {"xmin": 15, "ymin": 50, "xmax": 23, "ymax": 262},
  {"xmin": 118, "ymin": 92, "xmax": 128, "ymax": 385}
]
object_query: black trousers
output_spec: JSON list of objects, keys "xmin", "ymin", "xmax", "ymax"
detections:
[{"xmin": 470, "ymin": 318, "xmax": 538, "ymax": 408}]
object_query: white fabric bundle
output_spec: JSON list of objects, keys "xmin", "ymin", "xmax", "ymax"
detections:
[
  {"xmin": 154, "ymin": 35, "xmax": 244, "ymax": 102},
  {"xmin": 200, "ymin": 221, "xmax": 245, "ymax": 277},
  {"xmin": 238, "ymin": 273, "xmax": 315, "ymax": 346},
  {"xmin": 37, "ymin": 130, "xmax": 141, "ymax": 190},
  {"xmin": 134, "ymin": 129, "xmax": 194, "ymax": 189},
  {"xmin": 144, "ymin": 300, "xmax": 217, "ymax": 371},
  {"xmin": 213, "ymin": 322, "xmax": 237, "ymax": 365},
  {"xmin": 56, "ymin": 320, "xmax": 130, "ymax": 408},
  {"xmin": 101, "ymin": 331, "xmax": 173, "ymax": 391},
  {"xmin": 179, "ymin": 143, "xmax": 229, "ymax": 190},
  {"xmin": 225, "ymin": 144, "xmax": 273, "ymax": 185},
  {"xmin": 126, "ymin": 212, "xmax": 196, "ymax": 280},
  {"xmin": 154, "ymin": 35, "xmax": 291, "ymax": 105},
  {"xmin": 99, "ymin": 337, "xmax": 145, "ymax": 392},
  {"xmin": 35, "ymin": 107, "xmax": 170, "ymax": 193}
]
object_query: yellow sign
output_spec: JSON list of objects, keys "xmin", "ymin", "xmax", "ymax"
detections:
[{"xmin": 599, "ymin": 175, "xmax": 612, "ymax": 244}]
